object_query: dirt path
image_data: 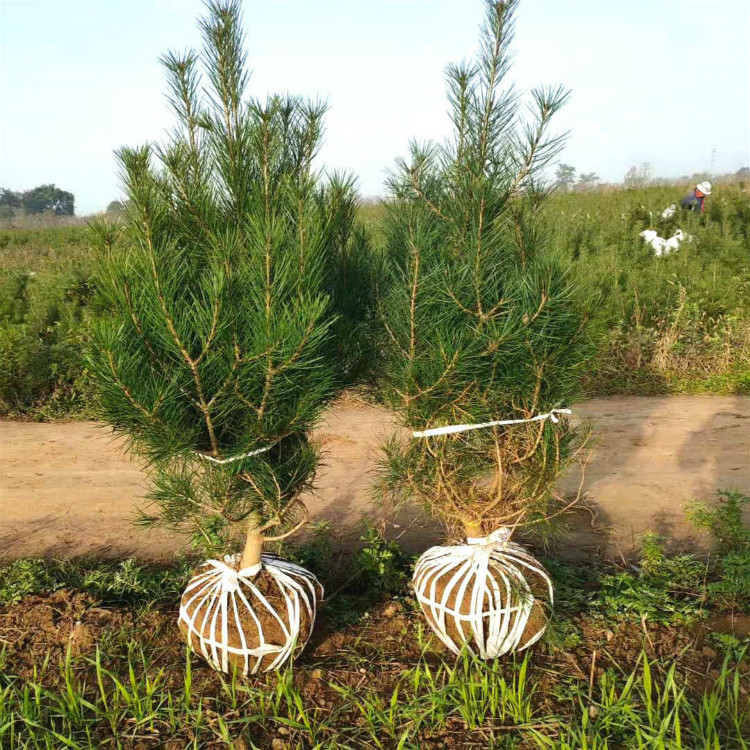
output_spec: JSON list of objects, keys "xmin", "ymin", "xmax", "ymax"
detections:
[{"xmin": 1, "ymin": 395, "xmax": 748, "ymax": 561}]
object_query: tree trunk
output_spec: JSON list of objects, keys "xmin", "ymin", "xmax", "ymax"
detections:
[
  {"xmin": 240, "ymin": 519, "xmax": 264, "ymax": 572},
  {"xmin": 464, "ymin": 520, "xmax": 484, "ymax": 540}
]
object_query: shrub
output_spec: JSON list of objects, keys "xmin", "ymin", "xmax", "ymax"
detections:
[{"xmin": 0, "ymin": 269, "xmax": 94, "ymax": 418}]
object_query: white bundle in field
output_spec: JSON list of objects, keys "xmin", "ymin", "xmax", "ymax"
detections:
[
  {"xmin": 179, "ymin": 555, "xmax": 322, "ymax": 675},
  {"xmin": 413, "ymin": 528, "xmax": 553, "ymax": 658},
  {"xmin": 640, "ymin": 228, "xmax": 692, "ymax": 257},
  {"xmin": 661, "ymin": 204, "xmax": 677, "ymax": 219}
]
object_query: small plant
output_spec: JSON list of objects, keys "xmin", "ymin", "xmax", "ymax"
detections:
[
  {"xmin": 289, "ymin": 521, "xmax": 337, "ymax": 582},
  {"xmin": 688, "ymin": 490, "xmax": 750, "ymax": 556},
  {"xmin": 708, "ymin": 632, "xmax": 749, "ymax": 663},
  {"xmin": 356, "ymin": 521, "xmax": 410, "ymax": 595},
  {"xmin": 59, "ymin": 558, "xmax": 191, "ymax": 606},
  {"xmin": 688, "ymin": 491, "xmax": 750, "ymax": 611},
  {"xmin": 708, "ymin": 549, "xmax": 750, "ymax": 611},
  {"xmin": 0, "ymin": 558, "xmax": 55, "ymax": 604},
  {"xmin": 595, "ymin": 533, "xmax": 707, "ymax": 624},
  {"xmin": 0, "ymin": 557, "xmax": 190, "ymax": 607},
  {"xmin": 88, "ymin": 0, "xmax": 366, "ymax": 675}
]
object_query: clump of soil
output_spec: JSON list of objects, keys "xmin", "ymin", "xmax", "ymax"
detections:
[
  {"xmin": 0, "ymin": 589, "xmax": 134, "ymax": 679},
  {"xmin": 179, "ymin": 566, "xmax": 322, "ymax": 674}
]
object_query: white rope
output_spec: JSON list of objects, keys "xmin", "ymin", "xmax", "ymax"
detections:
[
  {"xmin": 466, "ymin": 527, "xmax": 513, "ymax": 545},
  {"xmin": 412, "ymin": 527, "xmax": 553, "ymax": 658},
  {"xmin": 179, "ymin": 554, "xmax": 321, "ymax": 675},
  {"xmin": 195, "ymin": 445, "xmax": 271, "ymax": 464},
  {"xmin": 412, "ymin": 408, "xmax": 572, "ymax": 438}
]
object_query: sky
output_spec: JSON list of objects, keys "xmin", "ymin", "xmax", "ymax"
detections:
[{"xmin": 1, "ymin": 0, "xmax": 748, "ymax": 215}]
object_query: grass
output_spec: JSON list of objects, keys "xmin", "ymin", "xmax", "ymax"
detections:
[
  {"xmin": 6, "ymin": 644, "xmax": 746, "ymax": 750},
  {"xmin": 1, "ymin": 570, "xmax": 748, "ymax": 749},
  {"xmin": 1, "ymin": 511, "xmax": 749, "ymax": 749}
]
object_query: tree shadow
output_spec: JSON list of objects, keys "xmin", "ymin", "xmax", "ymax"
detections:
[
  {"xmin": 675, "ymin": 395, "xmax": 750, "ymax": 544},
  {"xmin": 552, "ymin": 394, "xmax": 669, "ymax": 560}
]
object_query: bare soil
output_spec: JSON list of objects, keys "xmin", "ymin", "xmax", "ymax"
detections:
[{"xmin": 1, "ymin": 394, "xmax": 748, "ymax": 561}]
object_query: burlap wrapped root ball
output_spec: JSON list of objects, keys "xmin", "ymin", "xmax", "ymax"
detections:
[
  {"xmin": 413, "ymin": 528, "xmax": 553, "ymax": 658},
  {"xmin": 179, "ymin": 554, "xmax": 323, "ymax": 675}
]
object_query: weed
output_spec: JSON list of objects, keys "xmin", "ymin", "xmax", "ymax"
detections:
[
  {"xmin": 708, "ymin": 633, "xmax": 750, "ymax": 663},
  {"xmin": 288, "ymin": 521, "xmax": 338, "ymax": 582},
  {"xmin": 356, "ymin": 520, "xmax": 410, "ymax": 595},
  {"xmin": 0, "ymin": 557, "xmax": 190, "ymax": 608},
  {"xmin": 688, "ymin": 490, "xmax": 750, "ymax": 556},
  {"xmin": 709, "ymin": 550, "xmax": 750, "ymax": 610},
  {"xmin": 0, "ymin": 558, "xmax": 57, "ymax": 604},
  {"xmin": 689, "ymin": 491, "xmax": 750, "ymax": 611},
  {"xmin": 594, "ymin": 533, "xmax": 708, "ymax": 625}
]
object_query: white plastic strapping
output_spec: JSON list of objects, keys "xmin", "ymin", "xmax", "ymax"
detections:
[
  {"xmin": 195, "ymin": 446, "xmax": 271, "ymax": 464},
  {"xmin": 413, "ymin": 528, "xmax": 553, "ymax": 658},
  {"xmin": 178, "ymin": 554, "xmax": 321, "ymax": 675},
  {"xmin": 412, "ymin": 408, "xmax": 572, "ymax": 438}
]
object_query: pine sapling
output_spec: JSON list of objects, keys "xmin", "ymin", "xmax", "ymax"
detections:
[
  {"xmin": 88, "ymin": 0, "xmax": 363, "ymax": 674},
  {"xmin": 377, "ymin": 0, "xmax": 593, "ymax": 658}
]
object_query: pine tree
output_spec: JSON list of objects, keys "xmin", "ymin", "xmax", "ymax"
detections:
[
  {"xmin": 88, "ymin": 0, "xmax": 364, "ymax": 570},
  {"xmin": 377, "ymin": 0, "xmax": 592, "ymax": 542}
]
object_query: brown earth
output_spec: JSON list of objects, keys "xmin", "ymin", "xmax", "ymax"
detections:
[
  {"xmin": 2, "ymin": 585, "xmax": 747, "ymax": 749},
  {"xmin": 1, "ymin": 394, "xmax": 748, "ymax": 561}
]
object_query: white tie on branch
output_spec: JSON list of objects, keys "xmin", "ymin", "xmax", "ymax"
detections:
[
  {"xmin": 195, "ymin": 445, "xmax": 272, "ymax": 464},
  {"xmin": 412, "ymin": 527, "xmax": 554, "ymax": 658},
  {"xmin": 412, "ymin": 408, "xmax": 573, "ymax": 438}
]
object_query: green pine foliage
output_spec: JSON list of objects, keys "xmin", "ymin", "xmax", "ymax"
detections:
[
  {"xmin": 88, "ymin": 0, "xmax": 367, "ymax": 554},
  {"xmin": 0, "ymin": 268, "xmax": 93, "ymax": 418},
  {"xmin": 376, "ymin": 0, "xmax": 593, "ymax": 536}
]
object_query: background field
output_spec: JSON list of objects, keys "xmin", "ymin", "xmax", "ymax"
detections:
[{"xmin": 2, "ymin": 182, "xmax": 749, "ymax": 421}]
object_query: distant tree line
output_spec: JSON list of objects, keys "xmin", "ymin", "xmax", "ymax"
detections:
[
  {"xmin": 0, "ymin": 184, "xmax": 75, "ymax": 219},
  {"xmin": 554, "ymin": 164, "xmax": 600, "ymax": 192},
  {"xmin": 105, "ymin": 200, "xmax": 129, "ymax": 213},
  {"xmin": 554, "ymin": 163, "xmax": 750, "ymax": 193}
]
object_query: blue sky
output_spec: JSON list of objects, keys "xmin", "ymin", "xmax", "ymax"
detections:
[{"xmin": 1, "ymin": 0, "xmax": 748, "ymax": 215}]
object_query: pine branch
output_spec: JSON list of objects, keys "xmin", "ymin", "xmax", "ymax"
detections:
[{"xmin": 141, "ymin": 212, "xmax": 222, "ymax": 456}]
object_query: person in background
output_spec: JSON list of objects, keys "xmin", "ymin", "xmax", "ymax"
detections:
[{"xmin": 680, "ymin": 181, "xmax": 711, "ymax": 212}]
